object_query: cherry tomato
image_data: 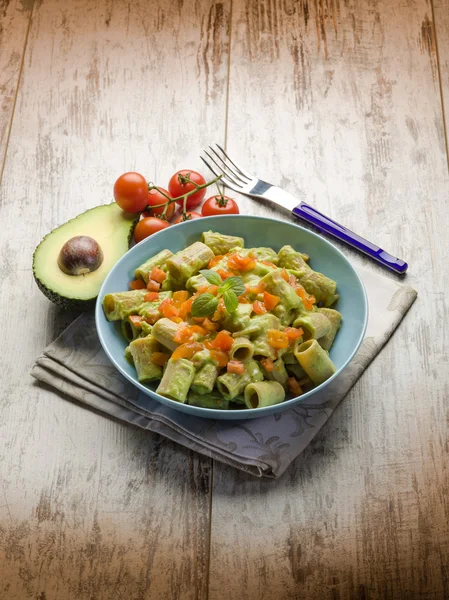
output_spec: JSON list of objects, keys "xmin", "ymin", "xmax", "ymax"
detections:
[
  {"xmin": 168, "ymin": 170, "xmax": 206, "ymax": 209},
  {"xmin": 174, "ymin": 212, "xmax": 202, "ymax": 224},
  {"xmin": 143, "ymin": 187, "xmax": 175, "ymax": 220},
  {"xmin": 134, "ymin": 217, "xmax": 170, "ymax": 243},
  {"xmin": 114, "ymin": 172, "xmax": 148, "ymax": 213},
  {"xmin": 201, "ymin": 195, "xmax": 239, "ymax": 216}
]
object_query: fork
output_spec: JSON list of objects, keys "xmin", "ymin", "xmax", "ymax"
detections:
[{"xmin": 201, "ymin": 144, "xmax": 408, "ymax": 274}]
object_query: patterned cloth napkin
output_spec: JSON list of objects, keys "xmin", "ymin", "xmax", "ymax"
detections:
[{"xmin": 31, "ymin": 266, "xmax": 417, "ymax": 478}]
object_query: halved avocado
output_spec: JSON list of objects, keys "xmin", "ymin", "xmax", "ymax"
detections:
[{"xmin": 33, "ymin": 203, "xmax": 139, "ymax": 310}]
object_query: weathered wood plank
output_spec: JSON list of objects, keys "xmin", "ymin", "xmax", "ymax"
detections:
[
  {"xmin": 210, "ymin": 1, "xmax": 449, "ymax": 598},
  {"xmin": 434, "ymin": 0, "xmax": 449, "ymax": 160},
  {"xmin": 0, "ymin": 0, "xmax": 33, "ymax": 173},
  {"xmin": 0, "ymin": 0, "xmax": 230, "ymax": 598}
]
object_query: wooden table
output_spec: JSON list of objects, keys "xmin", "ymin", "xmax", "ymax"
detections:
[{"xmin": 1, "ymin": 1, "xmax": 448, "ymax": 598}]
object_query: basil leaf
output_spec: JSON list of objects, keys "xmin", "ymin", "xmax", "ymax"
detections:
[
  {"xmin": 223, "ymin": 290, "xmax": 239, "ymax": 313},
  {"xmin": 199, "ymin": 269, "xmax": 222, "ymax": 286},
  {"xmin": 221, "ymin": 276, "xmax": 246, "ymax": 297},
  {"xmin": 191, "ymin": 293, "xmax": 219, "ymax": 318}
]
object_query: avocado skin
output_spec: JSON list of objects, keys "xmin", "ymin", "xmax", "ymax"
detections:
[{"xmin": 33, "ymin": 204, "xmax": 139, "ymax": 311}]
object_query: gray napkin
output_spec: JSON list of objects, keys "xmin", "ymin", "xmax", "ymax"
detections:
[{"xmin": 31, "ymin": 266, "xmax": 417, "ymax": 478}]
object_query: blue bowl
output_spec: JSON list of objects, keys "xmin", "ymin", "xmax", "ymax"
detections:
[{"xmin": 96, "ymin": 215, "xmax": 368, "ymax": 420}]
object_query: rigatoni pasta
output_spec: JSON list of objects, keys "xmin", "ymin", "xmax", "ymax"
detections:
[{"xmin": 102, "ymin": 232, "xmax": 343, "ymax": 410}]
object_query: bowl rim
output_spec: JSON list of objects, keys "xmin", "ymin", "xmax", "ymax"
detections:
[{"xmin": 95, "ymin": 214, "xmax": 368, "ymax": 418}]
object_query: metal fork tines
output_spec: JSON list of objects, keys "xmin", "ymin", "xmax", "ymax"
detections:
[{"xmin": 200, "ymin": 144, "xmax": 258, "ymax": 193}]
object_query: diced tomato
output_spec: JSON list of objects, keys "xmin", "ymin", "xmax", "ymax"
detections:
[
  {"xmin": 170, "ymin": 316, "xmax": 183, "ymax": 323},
  {"xmin": 227, "ymin": 253, "xmax": 256, "ymax": 272},
  {"xmin": 283, "ymin": 327, "xmax": 304, "ymax": 341},
  {"xmin": 280, "ymin": 269, "xmax": 289, "ymax": 282},
  {"xmin": 174, "ymin": 323, "xmax": 191, "ymax": 344},
  {"xmin": 267, "ymin": 329, "xmax": 289, "ymax": 349},
  {"xmin": 143, "ymin": 314, "xmax": 158, "ymax": 325},
  {"xmin": 150, "ymin": 267, "xmax": 167, "ymax": 284},
  {"xmin": 227, "ymin": 360, "xmax": 245, "ymax": 374},
  {"xmin": 144, "ymin": 291, "xmax": 159, "ymax": 302},
  {"xmin": 239, "ymin": 297, "xmax": 250, "ymax": 304},
  {"xmin": 216, "ymin": 269, "xmax": 232, "ymax": 280},
  {"xmin": 261, "ymin": 260, "xmax": 278, "ymax": 268},
  {"xmin": 207, "ymin": 285, "xmax": 219, "ymax": 296},
  {"xmin": 288, "ymin": 377, "xmax": 303, "ymax": 396},
  {"xmin": 210, "ymin": 349, "xmax": 229, "ymax": 367},
  {"xmin": 295, "ymin": 284, "xmax": 314, "ymax": 310},
  {"xmin": 130, "ymin": 279, "xmax": 146, "ymax": 290},
  {"xmin": 172, "ymin": 290, "xmax": 190, "ymax": 309},
  {"xmin": 208, "ymin": 255, "xmax": 224, "ymax": 268},
  {"xmin": 128, "ymin": 315, "xmax": 143, "ymax": 328},
  {"xmin": 211, "ymin": 330, "xmax": 234, "ymax": 351},
  {"xmin": 196, "ymin": 285, "xmax": 209, "ymax": 294},
  {"xmin": 158, "ymin": 298, "xmax": 179, "ymax": 318},
  {"xmin": 203, "ymin": 318, "xmax": 219, "ymax": 332},
  {"xmin": 252, "ymin": 300, "xmax": 267, "ymax": 315},
  {"xmin": 152, "ymin": 352, "xmax": 170, "ymax": 366},
  {"xmin": 147, "ymin": 279, "xmax": 161, "ymax": 292},
  {"xmin": 212, "ymin": 300, "xmax": 226, "ymax": 322},
  {"xmin": 179, "ymin": 297, "xmax": 194, "ymax": 319},
  {"xmin": 263, "ymin": 291, "xmax": 280, "ymax": 311},
  {"xmin": 249, "ymin": 282, "xmax": 266, "ymax": 295},
  {"xmin": 204, "ymin": 339, "xmax": 215, "ymax": 350},
  {"xmin": 172, "ymin": 342, "xmax": 204, "ymax": 361},
  {"xmin": 188, "ymin": 325, "xmax": 207, "ymax": 337},
  {"xmin": 261, "ymin": 358, "xmax": 274, "ymax": 372}
]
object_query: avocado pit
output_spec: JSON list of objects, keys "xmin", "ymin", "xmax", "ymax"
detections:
[{"xmin": 58, "ymin": 235, "xmax": 104, "ymax": 276}]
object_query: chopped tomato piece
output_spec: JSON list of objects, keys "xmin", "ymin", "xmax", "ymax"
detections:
[
  {"xmin": 263, "ymin": 291, "xmax": 280, "ymax": 311},
  {"xmin": 208, "ymin": 255, "xmax": 224, "ymax": 268},
  {"xmin": 239, "ymin": 297, "xmax": 250, "ymax": 304},
  {"xmin": 152, "ymin": 352, "xmax": 170, "ymax": 366},
  {"xmin": 207, "ymin": 285, "xmax": 219, "ymax": 296},
  {"xmin": 174, "ymin": 323, "xmax": 191, "ymax": 344},
  {"xmin": 158, "ymin": 298, "xmax": 179, "ymax": 318},
  {"xmin": 295, "ymin": 285, "xmax": 314, "ymax": 310},
  {"xmin": 179, "ymin": 297, "xmax": 194, "ymax": 319},
  {"xmin": 172, "ymin": 290, "xmax": 190, "ymax": 309},
  {"xmin": 144, "ymin": 291, "xmax": 159, "ymax": 302},
  {"xmin": 130, "ymin": 279, "xmax": 146, "ymax": 290},
  {"xmin": 143, "ymin": 314, "xmax": 158, "ymax": 325},
  {"xmin": 252, "ymin": 300, "xmax": 267, "ymax": 315},
  {"xmin": 227, "ymin": 360, "xmax": 245, "ymax": 374},
  {"xmin": 150, "ymin": 267, "xmax": 167, "ymax": 284},
  {"xmin": 196, "ymin": 285, "xmax": 209, "ymax": 294},
  {"xmin": 216, "ymin": 269, "xmax": 232, "ymax": 280},
  {"xmin": 283, "ymin": 327, "xmax": 304, "ymax": 340},
  {"xmin": 212, "ymin": 300, "xmax": 226, "ymax": 322},
  {"xmin": 188, "ymin": 325, "xmax": 207, "ymax": 337},
  {"xmin": 170, "ymin": 316, "xmax": 183, "ymax": 323},
  {"xmin": 261, "ymin": 358, "xmax": 274, "ymax": 372},
  {"xmin": 146, "ymin": 279, "xmax": 161, "ymax": 292},
  {"xmin": 267, "ymin": 329, "xmax": 289, "ymax": 349},
  {"xmin": 211, "ymin": 330, "xmax": 234, "ymax": 351},
  {"xmin": 308, "ymin": 295, "xmax": 316, "ymax": 305},
  {"xmin": 172, "ymin": 342, "xmax": 204, "ymax": 361},
  {"xmin": 280, "ymin": 269, "xmax": 289, "ymax": 282},
  {"xmin": 204, "ymin": 339, "xmax": 215, "ymax": 350},
  {"xmin": 203, "ymin": 318, "xmax": 219, "ymax": 332},
  {"xmin": 249, "ymin": 282, "xmax": 266, "ymax": 295},
  {"xmin": 227, "ymin": 253, "xmax": 256, "ymax": 272},
  {"xmin": 210, "ymin": 349, "xmax": 229, "ymax": 367},
  {"xmin": 261, "ymin": 260, "xmax": 278, "ymax": 268},
  {"xmin": 288, "ymin": 377, "xmax": 303, "ymax": 396},
  {"xmin": 128, "ymin": 315, "xmax": 143, "ymax": 328}
]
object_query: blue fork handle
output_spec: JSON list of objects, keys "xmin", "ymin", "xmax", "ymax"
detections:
[{"xmin": 292, "ymin": 202, "xmax": 408, "ymax": 274}]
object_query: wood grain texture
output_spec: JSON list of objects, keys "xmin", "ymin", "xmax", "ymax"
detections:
[
  {"xmin": 209, "ymin": 1, "xmax": 449, "ymax": 599},
  {"xmin": 434, "ymin": 0, "xmax": 449, "ymax": 160},
  {"xmin": 0, "ymin": 0, "xmax": 230, "ymax": 598},
  {"xmin": 0, "ymin": 0, "xmax": 33, "ymax": 173}
]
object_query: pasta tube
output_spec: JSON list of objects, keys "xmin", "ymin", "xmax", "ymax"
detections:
[
  {"xmin": 103, "ymin": 289, "xmax": 147, "ymax": 321},
  {"xmin": 188, "ymin": 391, "xmax": 229, "ymax": 409},
  {"xmin": 166, "ymin": 242, "xmax": 214, "ymax": 283},
  {"xmin": 202, "ymin": 231, "xmax": 244, "ymax": 254},
  {"xmin": 121, "ymin": 316, "xmax": 144, "ymax": 342},
  {"xmin": 152, "ymin": 318, "xmax": 181, "ymax": 351},
  {"xmin": 317, "ymin": 308, "xmax": 342, "ymax": 351},
  {"xmin": 217, "ymin": 359, "xmax": 263, "ymax": 400},
  {"xmin": 264, "ymin": 357, "xmax": 289, "ymax": 386},
  {"xmin": 129, "ymin": 336, "xmax": 163, "ymax": 383},
  {"xmin": 244, "ymin": 381, "xmax": 285, "ymax": 409},
  {"xmin": 293, "ymin": 312, "xmax": 332, "ymax": 340},
  {"xmin": 229, "ymin": 337, "xmax": 254, "ymax": 362},
  {"xmin": 156, "ymin": 358, "xmax": 196, "ymax": 403},
  {"xmin": 191, "ymin": 362, "xmax": 220, "ymax": 395},
  {"xmin": 294, "ymin": 339, "xmax": 336, "ymax": 385},
  {"xmin": 134, "ymin": 249, "xmax": 174, "ymax": 283}
]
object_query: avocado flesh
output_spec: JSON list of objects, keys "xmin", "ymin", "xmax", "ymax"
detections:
[{"xmin": 33, "ymin": 203, "xmax": 139, "ymax": 311}]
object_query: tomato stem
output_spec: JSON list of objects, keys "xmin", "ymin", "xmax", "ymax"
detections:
[{"xmin": 146, "ymin": 174, "xmax": 222, "ymax": 211}]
